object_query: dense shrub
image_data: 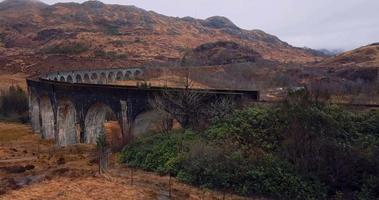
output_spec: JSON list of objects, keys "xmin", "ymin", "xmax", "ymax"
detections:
[
  {"xmin": 121, "ymin": 131, "xmax": 325, "ymax": 199},
  {"xmin": 279, "ymin": 90, "xmax": 379, "ymax": 198},
  {"xmin": 177, "ymin": 142, "xmax": 325, "ymax": 199},
  {"xmin": 206, "ymin": 106, "xmax": 283, "ymax": 152},
  {"xmin": 120, "ymin": 130, "xmax": 197, "ymax": 174},
  {"xmin": 121, "ymin": 89, "xmax": 379, "ymax": 199}
]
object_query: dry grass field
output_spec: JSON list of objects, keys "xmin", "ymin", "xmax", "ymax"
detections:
[
  {"xmin": 0, "ymin": 122, "xmax": 253, "ymax": 200},
  {"xmin": 0, "ymin": 72, "xmax": 28, "ymax": 92}
]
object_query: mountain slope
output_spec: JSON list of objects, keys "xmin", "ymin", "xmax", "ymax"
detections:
[
  {"xmin": 0, "ymin": 0, "xmax": 326, "ymax": 74},
  {"xmin": 181, "ymin": 41, "xmax": 263, "ymax": 66},
  {"xmin": 320, "ymin": 43, "xmax": 379, "ymax": 67}
]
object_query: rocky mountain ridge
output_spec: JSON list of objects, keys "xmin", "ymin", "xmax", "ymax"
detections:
[{"xmin": 0, "ymin": 0, "xmax": 326, "ymax": 74}]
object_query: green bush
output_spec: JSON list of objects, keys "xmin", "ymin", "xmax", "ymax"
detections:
[
  {"xmin": 120, "ymin": 89, "xmax": 379, "ymax": 199},
  {"xmin": 121, "ymin": 131, "xmax": 325, "ymax": 199},
  {"xmin": 206, "ymin": 106, "xmax": 283, "ymax": 152},
  {"xmin": 280, "ymin": 89, "xmax": 379, "ymax": 198},
  {"xmin": 120, "ymin": 130, "xmax": 197, "ymax": 174},
  {"xmin": 177, "ymin": 142, "xmax": 325, "ymax": 199}
]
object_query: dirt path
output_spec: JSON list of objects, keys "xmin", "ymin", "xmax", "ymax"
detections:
[
  {"xmin": 0, "ymin": 157, "xmax": 37, "ymax": 164},
  {"xmin": 0, "ymin": 122, "xmax": 255, "ymax": 200}
]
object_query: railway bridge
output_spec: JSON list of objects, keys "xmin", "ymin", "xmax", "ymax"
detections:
[{"xmin": 27, "ymin": 68, "xmax": 259, "ymax": 147}]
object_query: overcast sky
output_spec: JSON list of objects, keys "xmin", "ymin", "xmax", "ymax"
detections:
[{"xmin": 41, "ymin": 0, "xmax": 379, "ymax": 51}]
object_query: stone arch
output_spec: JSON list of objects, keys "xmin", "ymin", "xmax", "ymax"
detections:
[
  {"xmin": 116, "ymin": 71, "xmax": 123, "ymax": 81},
  {"xmin": 108, "ymin": 72, "xmax": 114, "ymax": 82},
  {"xmin": 54, "ymin": 77, "xmax": 58, "ymax": 81},
  {"xmin": 60, "ymin": 76, "xmax": 65, "ymax": 82},
  {"xmin": 75, "ymin": 74, "xmax": 82, "ymax": 83},
  {"xmin": 100, "ymin": 72, "xmax": 107, "ymax": 84},
  {"xmin": 84, "ymin": 103, "xmax": 122, "ymax": 145},
  {"xmin": 134, "ymin": 70, "xmax": 143, "ymax": 80},
  {"xmin": 125, "ymin": 71, "xmax": 132, "ymax": 80},
  {"xmin": 91, "ymin": 73, "xmax": 98, "ymax": 81},
  {"xmin": 132, "ymin": 110, "xmax": 171, "ymax": 138},
  {"xmin": 57, "ymin": 99, "xmax": 77, "ymax": 146},
  {"xmin": 67, "ymin": 75, "xmax": 73, "ymax": 83},
  {"xmin": 40, "ymin": 96, "xmax": 55, "ymax": 140},
  {"xmin": 30, "ymin": 93, "xmax": 40, "ymax": 133},
  {"xmin": 83, "ymin": 74, "xmax": 90, "ymax": 83}
]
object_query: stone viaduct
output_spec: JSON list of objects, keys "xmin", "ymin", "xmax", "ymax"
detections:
[
  {"xmin": 43, "ymin": 68, "xmax": 144, "ymax": 84},
  {"xmin": 27, "ymin": 68, "xmax": 259, "ymax": 147}
]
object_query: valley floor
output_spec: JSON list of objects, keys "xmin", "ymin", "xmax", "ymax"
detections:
[{"xmin": 0, "ymin": 122, "xmax": 253, "ymax": 200}]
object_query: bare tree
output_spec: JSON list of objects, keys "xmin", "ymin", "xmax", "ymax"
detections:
[
  {"xmin": 149, "ymin": 68, "xmax": 238, "ymax": 131},
  {"xmin": 96, "ymin": 126, "xmax": 109, "ymax": 173},
  {"xmin": 206, "ymin": 96, "xmax": 236, "ymax": 122},
  {"xmin": 149, "ymin": 68, "xmax": 208, "ymax": 130}
]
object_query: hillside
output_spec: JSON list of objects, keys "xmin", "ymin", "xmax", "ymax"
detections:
[
  {"xmin": 0, "ymin": 0, "xmax": 326, "ymax": 74},
  {"xmin": 320, "ymin": 43, "xmax": 379, "ymax": 67},
  {"xmin": 181, "ymin": 41, "xmax": 263, "ymax": 66}
]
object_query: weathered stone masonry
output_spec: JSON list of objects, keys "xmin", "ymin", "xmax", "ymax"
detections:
[{"xmin": 28, "ymin": 68, "xmax": 259, "ymax": 146}]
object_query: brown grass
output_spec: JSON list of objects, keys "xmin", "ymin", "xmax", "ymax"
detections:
[
  {"xmin": 0, "ymin": 122, "xmax": 32, "ymax": 143},
  {"xmin": 0, "ymin": 122, "xmax": 256, "ymax": 200},
  {"xmin": 0, "ymin": 72, "xmax": 28, "ymax": 92}
]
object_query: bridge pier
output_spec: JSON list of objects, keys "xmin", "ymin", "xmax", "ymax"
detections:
[
  {"xmin": 120, "ymin": 100, "xmax": 131, "ymax": 142},
  {"xmin": 28, "ymin": 89, "xmax": 41, "ymax": 134}
]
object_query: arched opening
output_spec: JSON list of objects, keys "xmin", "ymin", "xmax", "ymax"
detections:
[
  {"xmin": 60, "ymin": 76, "xmax": 65, "ymax": 82},
  {"xmin": 100, "ymin": 72, "xmax": 107, "ymax": 84},
  {"xmin": 91, "ymin": 73, "xmax": 98, "ymax": 80},
  {"xmin": 107, "ymin": 72, "xmax": 114, "ymax": 83},
  {"xmin": 134, "ymin": 70, "xmax": 143, "ymax": 80},
  {"xmin": 125, "ymin": 71, "xmax": 132, "ymax": 80},
  {"xmin": 84, "ymin": 74, "xmax": 90, "ymax": 83},
  {"xmin": 75, "ymin": 74, "xmax": 82, "ymax": 83},
  {"xmin": 30, "ymin": 93, "xmax": 40, "ymax": 133},
  {"xmin": 116, "ymin": 71, "xmax": 123, "ymax": 81},
  {"xmin": 40, "ymin": 96, "xmax": 55, "ymax": 140},
  {"xmin": 57, "ymin": 100, "xmax": 77, "ymax": 146},
  {"xmin": 54, "ymin": 77, "xmax": 58, "ymax": 81},
  {"xmin": 67, "ymin": 75, "xmax": 73, "ymax": 83},
  {"xmin": 84, "ymin": 103, "xmax": 122, "ymax": 147}
]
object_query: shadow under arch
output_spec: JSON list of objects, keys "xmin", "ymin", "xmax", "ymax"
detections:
[
  {"xmin": 125, "ymin": 71, "xmax": 132, "ymax": 80},
  {"xmin": 134, "ymin": 70, "xmax": 143, "ymax": 80},
  {"xmin": 60, "ymin": 76, "xmax": 65, "ymax": 82},
  {"xmin": 84, "ymin": 103, "xmax": 122, "ymax": 146},
  {"xmin": 100, "ymin": 72, "xmax": 107, "ymax": 84},
  {"xmin": 75, "ymin": 74, "xmax": 82, "ymax": 83},
  {"xmin": 91, "ymin": 73, "xmax": 98, "ymax": 81},
  {"xmin": 40, "ymin": 96, "xmax": 55, "ymax": 140},
  {"xmin": 107, "ymin": 72, "xmax": 114, "ymax": 82},
  {"xmin": 67, "ymin": 75, "xmax": 73, "ymax": 83},
  {"xmin": 83, "ymin": 74, "xmax": 90, "ymax": 83},
  {"xmin": 57, "ymin": 99, "xmax": 77, "ymax": 146},
  {"xmin": 116, "ymin": 71, "xmax": 123, "ymax": 81}
]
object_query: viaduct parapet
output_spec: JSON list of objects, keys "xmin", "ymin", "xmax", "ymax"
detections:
[{"xmin": 43, "ymin": 68, "xmax": 144, "ymax": 84}]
